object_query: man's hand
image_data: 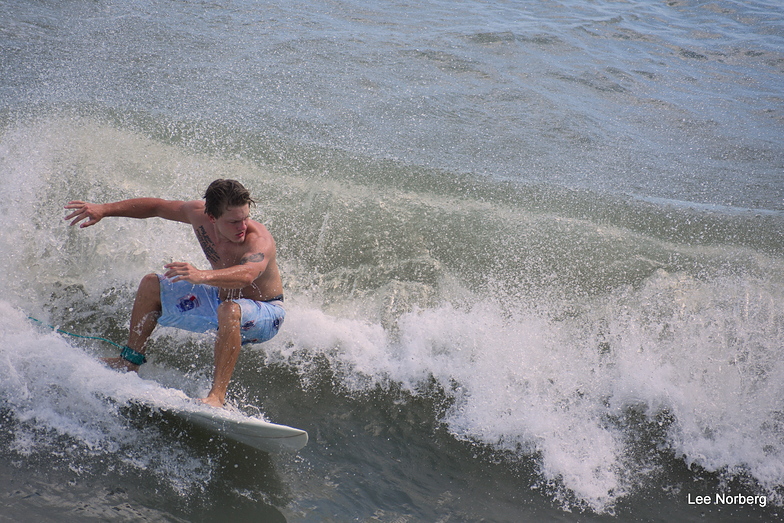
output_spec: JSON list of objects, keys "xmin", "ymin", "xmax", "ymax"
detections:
[
  {"xmin": 64, "ymin": 201, "xmax": 105, "ymax": 228},
  {"xmin": 164, "ymin": 262, "xmax": 205, "ymax": 284}
]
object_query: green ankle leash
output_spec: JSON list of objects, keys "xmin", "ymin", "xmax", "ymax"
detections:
[
  {"xmin": 28, "ymin": 316, "xmax": 147, "ymax": 365},
  {"xmin": 120, "ymin": 346, "xmax": 147, "ymax": 365}
]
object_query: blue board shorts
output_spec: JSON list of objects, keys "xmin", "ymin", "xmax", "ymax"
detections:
[{"xmin": 156, "ymin": 275, "xmax": 285, "ymax": 345}]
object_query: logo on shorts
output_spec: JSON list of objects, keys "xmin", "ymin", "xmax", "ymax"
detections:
[
  {"xmin": 241, "ymin": 320, "xmax": 256, "ymax": 331},
  {"xmin": 176, "ymin": 294, "xmax": 200, "ymax": 313}
]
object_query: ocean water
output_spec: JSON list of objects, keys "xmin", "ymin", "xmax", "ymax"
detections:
[{"xmin": 1, "ymin": 0, "xmax": 783, "ymax": 521}]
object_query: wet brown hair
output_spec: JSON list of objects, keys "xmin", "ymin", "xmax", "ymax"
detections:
[{"xmin": 204, "ymin": 179, "xmax": 256, "ymax": 218}]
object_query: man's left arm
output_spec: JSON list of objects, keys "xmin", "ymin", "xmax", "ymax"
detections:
[{"xmin": 164, "ymin": 251, "xmax": 269, "ymax": 289}]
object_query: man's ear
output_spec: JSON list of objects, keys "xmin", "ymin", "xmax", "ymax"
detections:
[{"xmin": 207, "ymin": 214, "xmax": 217, "ymax": 223}]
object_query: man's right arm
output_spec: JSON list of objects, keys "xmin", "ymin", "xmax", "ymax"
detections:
[{"xmin": 65, "ymin": 198, "xmax": 201, "ymax": 228}]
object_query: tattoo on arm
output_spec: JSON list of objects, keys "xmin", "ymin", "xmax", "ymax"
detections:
[
  {"xmin": 240, "ymin": 252, "xmax": 265, "ymax": 265},
  {"xmin": 196, "ymin": 226, "xmax": 220, "ymax": 264}
]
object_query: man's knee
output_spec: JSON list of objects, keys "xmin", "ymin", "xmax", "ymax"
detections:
[
  {"xmin": 138, "ymin": 273, "xmax": 162, "ymax": 306},
  {"xmin": 140, "ymin": 273, "xmax": 160, "ymax": 291},
  {"xmin": 217, "ymin": 301, "xmax": 242, "ymax": 325}
]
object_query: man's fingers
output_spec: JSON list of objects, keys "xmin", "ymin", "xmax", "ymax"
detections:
[
  {"xmin": 64, "ymin": 206, "xmax": 84, "ymax": 221},
  {"xmin": 67, "ymin": 212, "xmax": 90, "ymax": 227},
  {"xmin": 164, "ymin": 263, "xmax": 195, "ymax": 284},
  {"xmin": 164, "ymin": 262, "xmax": 185, "ymax": 277},
  {"xmin": 65, "ymin": 203, "xmax": 88, "ymax": 225},
  {"xmin": 65, "ymin": 202, "xmax": 101, "ymax": 228},
  {"xmin": 66, "ymin": 210, "xmax": 85, "ymax": 222}
]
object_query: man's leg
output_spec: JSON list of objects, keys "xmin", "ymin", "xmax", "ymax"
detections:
[
  {"xmin": 104, "ymin": 273, "xmax": 161, "ymax": 372},
  {"xmin": 201, "ymin": 300, "xmax": 242, "ymax": 408}
]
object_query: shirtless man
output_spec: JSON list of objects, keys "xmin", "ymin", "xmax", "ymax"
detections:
[{"xmin": 64, "ymin": 179, "xmax": 284, "ymax": 408}]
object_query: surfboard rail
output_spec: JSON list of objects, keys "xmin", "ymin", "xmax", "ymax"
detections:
[
  {"xmin": 132, "ymin": 387, "xmax": 308, "ymax": 453},
  {"xmin": 173, "ymin": 408, "xmax": 309, "ymax": 452}
]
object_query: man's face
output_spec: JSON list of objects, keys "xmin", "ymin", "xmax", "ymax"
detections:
[{"xmin": 211, "ymin": 204, "xmax": 250, "ymax": 243}]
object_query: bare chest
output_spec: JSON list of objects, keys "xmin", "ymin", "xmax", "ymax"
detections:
[{"xmin": 193, "ymin": 224, "xmax": 242, "ymax": 268}]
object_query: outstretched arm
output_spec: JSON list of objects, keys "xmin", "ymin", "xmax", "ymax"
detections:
[{"xmin": 64, "ymin": 198, "xmax": 201, "ymax": 228}]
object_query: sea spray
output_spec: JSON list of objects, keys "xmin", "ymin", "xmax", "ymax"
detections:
[
  {"xmin": 268, "ymin": 265, "xmax": 784, "ymax": 512},
  {"xmin": 2, "ymin": 114, "xmax": 782, "ymax": 517}
]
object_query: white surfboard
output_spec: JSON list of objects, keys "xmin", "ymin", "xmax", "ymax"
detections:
[
  {"xmin": 134, "ymin": 388, "xmax": 308, "ymax": 453},
  {"xmin": 171, "ymin": 405, "xmax": 309, "ymax": 453}
]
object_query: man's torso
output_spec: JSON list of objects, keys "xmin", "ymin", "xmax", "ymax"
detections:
[{"xmin": 187, "ymin": 207, "xmax": 283, "ymax": 302}]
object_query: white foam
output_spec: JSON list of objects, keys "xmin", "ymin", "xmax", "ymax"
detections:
[
  {"xmin": 0, "ymin": 300, "xmax": 214, "ymax": 492},
  {"xmin": 3, "ymin": 116, "xmax": 783, "ymax": 512},
  {"xmin": 269, "ymin": 267, "xmax": 784, "ymax": 512}
]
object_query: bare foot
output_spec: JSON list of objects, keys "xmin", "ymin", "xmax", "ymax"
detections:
[
  {"xmin": 199, "ymin": 394, "xmax": 225, "ymax": 408},
  {"xmin": 101, "ymin": 357, "xmax": 140, "ymax": 373}
]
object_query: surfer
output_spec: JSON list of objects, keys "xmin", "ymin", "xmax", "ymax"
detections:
[{"xmin": 64, "ymin": 179, "xmax": 285, "ymax": 408}]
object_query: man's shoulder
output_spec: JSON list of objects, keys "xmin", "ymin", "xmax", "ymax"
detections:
[
  {"xmin": 246, "ymin": 221, "xmax": 274, "ymax": 248},
  {"xmin": 176, "ymin": 200, "xmax": 206, "ymax": 223},
  {"xmin": 182, "ymin": 200, "xmax": 206, "ymax": 214},
  {"xmin": 152, "ymin": 199, "xmax": 204, "ymax": 224}
]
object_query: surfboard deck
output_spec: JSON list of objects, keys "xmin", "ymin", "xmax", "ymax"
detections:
[{"xmin": 133, "ymin": 388, "xmax": 308, "ymax": 453}]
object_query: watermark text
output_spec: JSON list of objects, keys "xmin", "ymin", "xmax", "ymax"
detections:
[{"xmin": 688, "ymin": 493, "xmax": 767, "ymax": 508}]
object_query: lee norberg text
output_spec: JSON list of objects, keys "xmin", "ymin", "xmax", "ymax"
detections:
[{"xmin": 688, "ymin": 493, "xmax": 767, "ymax": 508}]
